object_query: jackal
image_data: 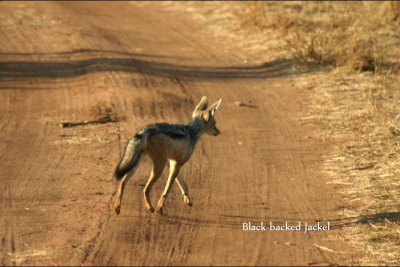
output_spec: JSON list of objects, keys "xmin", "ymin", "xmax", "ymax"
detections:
[{"xmin": 113, "ymin": 96, "xmax": 222, "ymax": 215}]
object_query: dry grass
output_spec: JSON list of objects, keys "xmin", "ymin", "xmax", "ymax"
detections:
[
  {"xmin": 164, "ymin": 1, "xmax": 400, "ymax": 265},
  {"xmin": 298, "ymin": 68, "xmax": 400, "ymax": 265}
]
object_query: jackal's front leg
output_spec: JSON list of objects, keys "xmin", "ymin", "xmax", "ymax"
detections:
[
  {"xmin": 156, "ymin": 161, "xmax": 181, "ymax": 215},
  {"xmin": 176, "ymin": 174, "xmax": 192, "ymax": 206}
]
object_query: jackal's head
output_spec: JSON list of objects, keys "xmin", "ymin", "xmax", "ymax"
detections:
[{"xmin": 192, "ymin": 96, "xmax": 222, "ymax": 136}]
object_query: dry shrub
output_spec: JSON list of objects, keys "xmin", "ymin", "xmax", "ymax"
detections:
[
  {"xmin": 234, "ymin": 1, "xmax": 269, "ymax": 31},
  {"xmin": 232, "ymin": 1, "xmax": 399, "ymax": 72},
  {"xmin": 287, "ymin": 31, "xmax": 336, "ymax": 66},
  {"xmin": 287, "ymin": 32, "xmax": 377, "ymax": 71},
  {"xmin": 286, "ymin": 7, "xmax": 379, "ymax": 71},
  {"xmin": 389, "ymin": 1, "xmax": 400, "ymax": 21},
  {"xmin": 343, "ymin": 39, "xmax": 376, "ymax": 72},
  {"xmin": 234, "ymin": 1, "xmax": 295, "ymax": 34}
]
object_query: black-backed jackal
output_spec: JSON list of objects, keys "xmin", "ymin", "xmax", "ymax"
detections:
[{"xmin": 113, "ymin": 96, "xmax": 222, "ymax": 215}]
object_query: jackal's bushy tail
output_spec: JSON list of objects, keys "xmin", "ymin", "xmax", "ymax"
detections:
[{"xmin": 114, "ymin": 132, "xmax": 147, "ymax": 181}]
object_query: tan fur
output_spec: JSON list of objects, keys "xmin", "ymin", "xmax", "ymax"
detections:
[{"xmin": 114, "ymin": 96, "xmax": 222, "ymax": 215}]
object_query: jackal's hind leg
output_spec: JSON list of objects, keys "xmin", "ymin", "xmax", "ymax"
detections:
[
  {"xmin": 176, "ymin": 174, "xmax": 192, "ymax": 207},
  {"xmin": 114, "ymin": 171, "xmax": 134, "ymax": 215},
  {"xmin": 156, "ymin": 160, "xmax": 181, "ymax": 215},
  {"xmin": 143, "ymin": 160, "xmax": 166, "ymax": 213}
]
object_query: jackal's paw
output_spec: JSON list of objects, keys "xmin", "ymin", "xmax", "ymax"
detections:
[
  {"xmin": 183, "ymin": 195, "xmax": 192, "ymax": 207},
  {"xmin": 114, "ymin": 205, "xmax": 121, "ymax": 215},
  {"xmin": 146, "ymin": 206, "xmax": 154, "ymax": 213},
  {"xmin": 155, "ymin": 207, "xmax": 163, "ymax": 215}
]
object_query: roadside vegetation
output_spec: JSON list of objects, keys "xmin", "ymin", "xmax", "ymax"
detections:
[{"xmin": 166, "ymin": 1, "xmax": 400, "ymax": 265}]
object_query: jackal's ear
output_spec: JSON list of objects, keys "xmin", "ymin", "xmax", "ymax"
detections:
[
  {"xmin": 192, "ymin": 96, "xmax": 208, "ymax": 118},
  {"xmin": 202, "ymin": 98, "xmax": 222, "ymax": 121}
]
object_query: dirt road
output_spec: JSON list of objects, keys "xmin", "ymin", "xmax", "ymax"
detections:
[{"xmin": 0, "ymin": 2, "xmax": 357, "ymax": 265}]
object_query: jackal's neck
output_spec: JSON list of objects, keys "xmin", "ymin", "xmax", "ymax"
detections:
[{"xmin": 187, "ymin": 116, "xmax": 205, "ymax": 146}]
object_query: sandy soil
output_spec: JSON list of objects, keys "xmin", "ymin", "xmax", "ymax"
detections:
[{"xmin": 0, "ymin": 2, "xmax": 359, "ymax": 265}]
